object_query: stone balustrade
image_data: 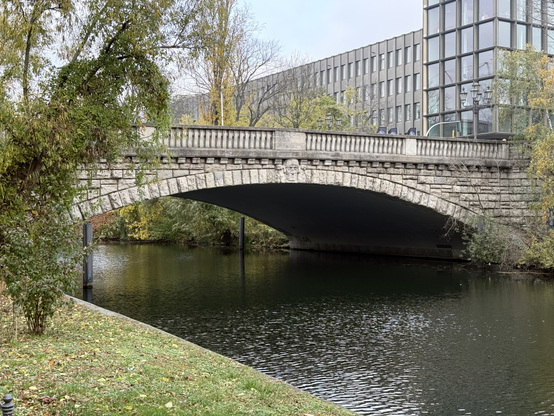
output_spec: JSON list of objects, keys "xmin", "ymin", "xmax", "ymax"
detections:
[{"xmin": 140, "ymin": 125, "xmax": 514, "ymax": 164}]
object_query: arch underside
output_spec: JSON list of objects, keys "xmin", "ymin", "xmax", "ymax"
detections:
[{"xmin": 179, "ymin": 183, "xmax": 464, "ymax": 260}]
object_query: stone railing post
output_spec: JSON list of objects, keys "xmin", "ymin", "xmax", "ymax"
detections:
[
  {"xmin": 274, "ymin": 130, "xmax": 306, "ymax": 152},
  {"xmin": 405, "ymin": 137, "xmax": 417, "ymax": 156}
]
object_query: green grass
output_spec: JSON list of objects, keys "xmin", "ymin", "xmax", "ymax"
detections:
[{"xmin": 0, "ymin": 293, "xmax": 355, "ymax": 416}]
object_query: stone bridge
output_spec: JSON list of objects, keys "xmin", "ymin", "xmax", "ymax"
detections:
[{"xmin": 74, "ymin": 126, "xmax": 532, "ymax": 259}]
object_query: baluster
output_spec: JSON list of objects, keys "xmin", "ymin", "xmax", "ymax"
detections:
[{"xmin": 191, "ymin": 129, "xmax": 197, "ymax": 147}]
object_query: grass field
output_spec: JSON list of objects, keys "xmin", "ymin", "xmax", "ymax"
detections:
[{"xmin": 0, "ymin": 289, "xmax": 355, "ymax": 416}]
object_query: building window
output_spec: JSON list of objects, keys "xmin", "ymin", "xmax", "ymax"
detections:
[
  {"xmin": 363, "ymin": 58, "xmax": 369, "ymax": 74},
  {"xmin": 327, "ymin": 68, "xmax": 331, "ymax": 84},
  {"xmin": 461, "ymin": 27, "xmax": 473, "ymax": 53},
  {"xmin": 414, "ymin": 73, "xmax": 421, "ymax": 90},
  {"xmin": 517, "ymin": 0, "xmax": 527, "ymax": 21},
  {"xmin": 364, "ymin": 86, "xmax": 369, "ymax": 101},
  {"xmin": 396, "ymin": 49, "xmax": 403, "ymax": 66},
  {"xmin": 341, "ymin": 64, "xmax": 346, "ymax": 80},
  {"xmin": 387, "ymin": 79, "xmax": 393, "ymax": 96},
  {"xmin": 371, "ymin": 56, "xmax": 377, "ymax": 72},
  {"xmin": 461, "ymin": 55, "xmax": 473, "ymax": 80},
  {"xmin": 499, "ymin": 21, "xmax": 512, "ymax": 48},
  {"xmin": 320, "ymin": 71, "xmax": 325, "ymax": 85},
  {"xmin": 396, "ymin": 77, "xmax": 402, "ymax": 94},
  {"xmin": 334, "ymin": 66, "xmax": 339, "ymax": 82},
  {"xmin": 380, "ymin": 109, "xmax": 386, "ymax": 123},
  {"xmin": 427, "ymin": 115, "xmax": 440, "ymax": 136},
  {"xmin": 388, "ymin": 107, "xmax": 393, "ymax": 123},
  {"xmin": 479, "ymin": 21, "xmax": 494, "ymax": 49},
  {"xmin": 340, "ymin": 90, "xmax": 345, "ymax": 103},
  {"xmin": 334, "ymin": 92, "xmax": 339, "ymax": 103},
  {"xmin": 396, "ymin": 106, "xmax": 403, "ymax": 122},
  {"xmin": 405, "ymin": 75, "xmax": 412, "ymax": 92},
  {"xmin": 480, "ymin": 0, "xmax": 493, "ymax": 20},
  {"xmin": 517, "ymin": 24, "xmax": 527, "ymax": 49},
  {"xmin": 315, "ymin": 73, "xmax": 319, "ymax": 86},
  {"xmin": 428, "ymin": 36, "xmax": 439, "ymax": 61},
  {"xmin": 379, "ymin": 81, "xmax": 385, "ymax": 97},
  {"xmin": 428, "ymin": 6, "xmax": 440, "ymax": 34},
  {"xmin": 372, "ymin": 83, "xmax": 377, "ymax": 98},
  {"xmin": 498, "ymin": 0, "xmax": 511, "ymax": 19},
  {"xmin": 445, "ymin": 1, "xmax": 456, "ymax": 31},
  {"xmin": 444, "ymin": 86, "xmax": 456, "ymax": 111},
  {"xmin": 428, "ymin": 63, "xmax": 439, "ymax": 88},
  {"xmin": 387, "ymin": 51, "xmax": 393, "ymax": 68},
  {"xmin": 478, "ymin": 50, "xmax": 494, "ymax": 76},
  {"xmin": 462, "ymin": 0, "xmax": 474, "ymax": 25},
  {"xmin": 356, "ymin": 60, "xmax": 361, "ymax": 76},
  {"xmin": 405, "ymin": 104, "xmax": 412, "ymax": 121},
  {"xmin": 444, "ymin": 32, "xmax": 456, "ymax": 58},
  {"xmin": 414, "ymin": 43, "xmax": 421, "ymax": 61},
  {"xmin": 549, "ymin": 29, "xmax": 554, "ymax": 53},
  {"xmin": 379, "ymin": 53, "xmax": 385, "ymax": 70},
  {"xmin": 444, "ymin": 59, "xmax": 456, "ymax": 84},
  {"xmin": 428, "ymin": 89, "xmax": 440, "ymax": 114},
  {"xmin": 348, "ymin": 63, "xmax": 353, "ymax": 78},
  {"xmin": 415, "ymin": 102, "xmax": 421, "ymax": 120},
  {"xmin": 405, "ymin": 46, "xmax": 412, "ymax": 64},
  {"xmin": 372, "ymin": 110, "xmax": 378, "ymax": 126},
  {"xmin": 533, "ymin": 26, "xmax": 542, "ymax": 50}
]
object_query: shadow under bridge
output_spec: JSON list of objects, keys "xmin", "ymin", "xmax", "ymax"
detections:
[{"xmin": 180, "ymin": 183, "xmax": 464, "ymax": 260}]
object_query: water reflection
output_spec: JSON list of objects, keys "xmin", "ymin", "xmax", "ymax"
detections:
[{"xmin": 91, "ymin": 244, "xmax": 554, "ymax": 415}]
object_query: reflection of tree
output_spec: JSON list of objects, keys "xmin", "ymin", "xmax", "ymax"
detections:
[{"xmin": 428, "ymin": 90, "xmax": 440, "ymax": 114}]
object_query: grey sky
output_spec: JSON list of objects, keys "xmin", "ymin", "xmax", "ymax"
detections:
[{"xmin": 243, "ymin": 0, "xmax": 423, "ymax": 61}]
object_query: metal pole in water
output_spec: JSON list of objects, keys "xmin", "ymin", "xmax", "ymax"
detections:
[
  {"xmin": 83, "ymin": 222, "xmax": 93, "ymax": 289},
  {"xmin": 239, "ymin": 217, "xmax": 245, "ymax": 251}
]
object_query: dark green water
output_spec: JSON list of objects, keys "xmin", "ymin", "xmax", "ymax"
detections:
[{"xmin": 91, "ymin": 244, "xmax": 554, "ymax": 415}]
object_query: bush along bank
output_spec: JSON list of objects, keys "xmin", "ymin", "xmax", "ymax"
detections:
[{"xmin": 92, "ymin": 197, "xmax": 289, "ymax": 250}]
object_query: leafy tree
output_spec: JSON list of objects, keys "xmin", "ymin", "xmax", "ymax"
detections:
[
  {"xmin": 183, "ymin": 0, "xmax": 280, "ymax": 127},
  {"xmin": 0, "ymin": 0, "xmax": 200, "ymax": 333},
  {"xmin": 108, "ymin": 197, "xmax": 288, "ymax": 248},
  {"xmin": 462, "ymin": 46, "xmax": 554, "ymax": 269}
]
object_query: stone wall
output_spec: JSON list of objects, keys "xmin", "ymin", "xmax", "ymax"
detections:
[{"xmin": 74, "ymin": 153, "xmax": 533, "ymax": 225}]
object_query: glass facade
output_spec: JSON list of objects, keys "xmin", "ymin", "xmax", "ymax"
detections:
[{"xmin": 421, "ymin": 0, "xmax": 554, "ymax": 137}]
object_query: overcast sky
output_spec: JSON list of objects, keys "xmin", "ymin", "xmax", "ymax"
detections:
[{"xmin": 243, "ymin": 0, "xmax": 424, "ymax": 61}]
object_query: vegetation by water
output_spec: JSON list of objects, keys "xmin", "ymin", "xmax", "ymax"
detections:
[
  {"xmin": 94, "ymin": 197, "xmax": 289, "ymax": 249},
  {"xmin": 456, "ymin": 46, "xmax": 554, "ymax": 272},
  {"xmin": 0, "ymin": 291, "xmax": 353, "ymax": 416}
]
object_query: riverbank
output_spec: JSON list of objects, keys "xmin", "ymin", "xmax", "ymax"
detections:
[{"xmin": 0, "ymin": 295, "xmax": 354, "ymax": 416}]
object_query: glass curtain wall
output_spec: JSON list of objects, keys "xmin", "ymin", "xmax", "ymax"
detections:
[{"xmin": 423, "ymin": 0, "xmax": 536, "ymax": 137}]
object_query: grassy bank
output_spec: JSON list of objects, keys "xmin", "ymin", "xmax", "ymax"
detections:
[{"xmin": 0, "ymin": 294, "xmax": 354, "ymax": 416}]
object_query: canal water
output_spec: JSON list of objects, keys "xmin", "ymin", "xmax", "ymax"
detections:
[{"xmin": 91, "ymin": 243, "xmax": 554, "ymax": 416}]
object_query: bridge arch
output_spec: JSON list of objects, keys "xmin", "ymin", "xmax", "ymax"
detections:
[{"xmin": 75, "ymin": 158, "xmax": 479, "ymax": 259}]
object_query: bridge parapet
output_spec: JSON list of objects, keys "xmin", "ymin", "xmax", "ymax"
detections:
[{"xmin": 141, "ymin": 125, "xmax": 515, "ymax": 164}]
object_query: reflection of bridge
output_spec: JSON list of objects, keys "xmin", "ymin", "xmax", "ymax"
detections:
[{"xmin": 74, "ymin": 126, "xmax": 532, "ymax": 259}]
